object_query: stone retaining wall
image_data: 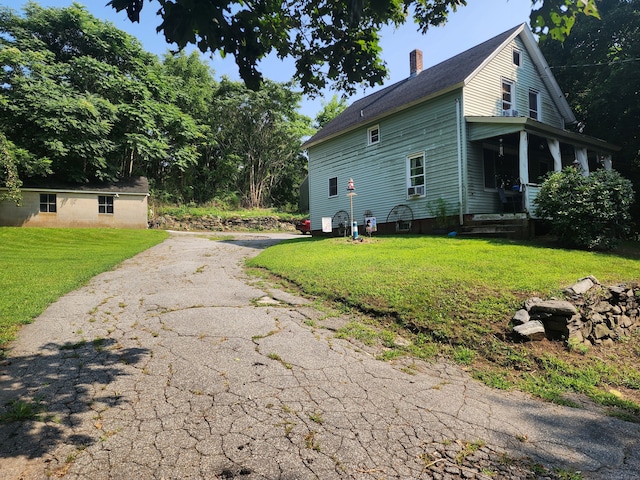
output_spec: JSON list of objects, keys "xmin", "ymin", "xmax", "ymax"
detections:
[
  {"xmin": 512, "ymin": 276, "xmax": 640, "ymax": 347},
  {"xmin": 149, "ymin": 214, "xmax": 297, "ymax": 232}
]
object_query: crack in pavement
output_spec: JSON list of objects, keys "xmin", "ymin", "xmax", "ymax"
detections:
[{"xmin": 2, "ymin": 232, "xmax": 640, "ymax": 479}]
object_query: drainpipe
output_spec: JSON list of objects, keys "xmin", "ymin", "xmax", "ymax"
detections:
[{"xmin": 456, "ymin": 98, "xmax": 464, "ymax": 226}]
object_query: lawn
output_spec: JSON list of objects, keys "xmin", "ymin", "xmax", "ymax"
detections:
[
  {"xmin": 0, "ymin": 227, "xmax": 168, "ymax": 349},
  {"xmin": 248, "ymin": 235, "xmax": 640, "ymax": 419}
]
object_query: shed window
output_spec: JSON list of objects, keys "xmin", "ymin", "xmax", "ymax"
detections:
[
  {"xmin": 39, "ymin": 193, "xmax": 56, "ymax": 213},
  {"xmin": 328, "ymin": 177, "xmax": 338, "ymax": 197},
  {"xmin": 367, "ymin": 125, "xmax": 380, "ymax": 145},
  {"xmin": 98, "ymin": 195, "xmax": 114, "ymax": 214}
]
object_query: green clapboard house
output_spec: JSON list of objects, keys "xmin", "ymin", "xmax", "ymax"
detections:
[{"xmin": 302, "ymin": 23, "xmax": 618, "ymax": 237}]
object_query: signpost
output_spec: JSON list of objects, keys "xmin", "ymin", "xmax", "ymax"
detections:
[{"xmin": 346, "ymin": 178, "xmax": 357, "ymax": 239}]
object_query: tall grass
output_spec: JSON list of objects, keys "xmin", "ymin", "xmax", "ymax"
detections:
[{"xmin": 0, "ymin": 228, "xmax": 168, "ymax": 348}]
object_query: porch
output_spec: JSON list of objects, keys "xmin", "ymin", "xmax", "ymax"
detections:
[{"xmin": 466, "ymin": 116, "xmax": 618, "ymax": 218}]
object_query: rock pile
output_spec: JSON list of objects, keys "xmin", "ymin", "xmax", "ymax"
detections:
[
  {"xmin": 512, "ymin": 276, "xmax": 640, "ymax": 347},
  {"xmin": 149, "ymin": 214, "xmax": 297, "ymax": 232}
]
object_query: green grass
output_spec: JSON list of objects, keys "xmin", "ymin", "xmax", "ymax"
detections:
[
  {"xmin": 0, "ymin": 227, "xmax": 168, "ymax": 349},
  {"xmin": 248, "ymin": 235, "xmax": 640, "ymax": 416},
  {"xmin": 0, "ymin": 397, "xmax": 47, "ymax": 422}
]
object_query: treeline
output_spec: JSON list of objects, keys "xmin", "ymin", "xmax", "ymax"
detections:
[
  {"xmin": 539, "ymin": 0, "xmax": 640, "ymax": 223},
  {"xmin": 0, "ymin": 3, "xmax": 314, "ymax": 209}
]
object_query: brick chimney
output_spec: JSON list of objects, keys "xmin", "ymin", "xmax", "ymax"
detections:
[{"xmin": 410, "ymin": 49, "xmax": 423, "ymax": 77}]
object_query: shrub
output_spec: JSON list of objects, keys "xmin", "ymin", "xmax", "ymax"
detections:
[{"xmin": 535, "ymin": 167, "xmax": 635, "ymax": 251}]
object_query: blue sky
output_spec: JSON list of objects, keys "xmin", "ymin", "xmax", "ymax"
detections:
[{"xmin": 24, "ymin": 1, "xmax": 534, "ymax": 119}]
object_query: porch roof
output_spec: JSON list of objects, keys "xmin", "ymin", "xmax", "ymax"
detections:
[{"xmin": 466, "ymin": 116, "xmax": 620, "ymax": 154}]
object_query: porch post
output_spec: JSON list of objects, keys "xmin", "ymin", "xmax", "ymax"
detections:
[
  {"xmin": 519, "ymin": 131, "xmax": 529, "ymax": 184},
  {"xmin": 547, "ymin": 138, "xmax": 562, "ymax": 172},
  {"xmin": 576, "ymin": 147, "xmax": 589, "ymax": 176},
  {"xmin": 602, "ymin": 154, "xmax": 612, "ymax": 170},
  {"xmin": 519, "ymin": 131, "xmax": 530, "ymax": 213}
]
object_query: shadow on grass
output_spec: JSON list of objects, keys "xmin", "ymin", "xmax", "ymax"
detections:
[
  {"xmin": 223, "ymin": 235, "xmax": 313, "ymax": 251},
  {"xmin": 0, "ymin": 338, "xmax": 147, "ymax": 461}
]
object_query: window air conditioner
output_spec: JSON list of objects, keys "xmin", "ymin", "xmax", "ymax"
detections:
[
  {"xmin": 407, "ymin": 185, "xmax": 425, "ymax": 196},
  {"xmin": 502, "ymin": 109, "xmax": 519, "ymax": 117}
]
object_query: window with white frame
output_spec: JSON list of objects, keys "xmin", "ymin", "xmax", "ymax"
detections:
[
  {"xmin": 528, "ymin": 89, "xmax": 540, "ymax": 120},
  {"xmin": 39, "ymin": 193, "xmax": 56, "ymax": 213},
  {"xmin": 98, "ymin": 195, "xmax": 114, "ymax": 214},
  {"xmin": 502, "ymin": 79, "xmax": 515, "ymax": 112},
  {"xmin": 512, "ymin": 48, "xmax": 521, "ymax": 67},
  {"xmin": 406, "ymin": 152, "xmax": 425, "ymax": 197},
  {"xmin": 328, "ymin": 177, "xmax": 338, "ymax": 197},
  {"xmin": 367, "ymin": 125, "xmax": 380, "ymax": 145}
]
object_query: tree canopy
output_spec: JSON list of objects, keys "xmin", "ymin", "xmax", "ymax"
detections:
[
  {"xmin": 108, "ymin": 0, "xmax": 600, "ymax": 95},
  {"xmin": 315, "ymin": 95, "xmax": 349, "ymax": 129},
  {"xmin": 538, "ymin": 0, "xmax": 640, "ymax": 224},
  {"xmin": 0, "ymin": 2, "xmax": 201, "ymax": 185},
  {"xmin": 0, "ymin": 3, "xmax": 312, "ymax": 209}
]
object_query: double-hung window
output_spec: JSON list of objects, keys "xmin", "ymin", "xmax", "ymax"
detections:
[
  {"xmin": 502, "ymin": 79, "xmax": 515, "ymax": 112},
  {"xmin": 528, "ymin": 89, "xmax": 540, "ymax": 120},
  {"xmin": 98, "ymin": 195, "xmax": 114, "ymax": 214},
  {"xmin": 512, "ymin": 48, "xmax": 521, "ymax": 67},
  {"xmin": 367, "ymin": 125, "xmax": 380, "ymax": 145},
  {"xmin": 39, "ymin": 193, "xmax": 56, "ymax": 213},
  {"xmin": 328, "ymin": 177, "xmax": 338, "ymax": 198},
  {"xmin": 407, "ymin": 152, "xmax": 426, "ymax": 197}
]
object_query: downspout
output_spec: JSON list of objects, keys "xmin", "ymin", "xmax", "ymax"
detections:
[{"xmin": 456, "ymin": 98, "xmax": 464, "ymax": 226}]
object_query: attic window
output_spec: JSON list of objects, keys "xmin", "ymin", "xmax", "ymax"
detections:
[
  {"xmin": 98, "ymin": 195, "xmax": 114, "ymax": 214},
  {"xmin": 368, "ymin": 125, "xmax": 380, "ymax": 145},
  {"xmin": 512, "ymin": 48, "xmax": 521, "ymax": 66}
]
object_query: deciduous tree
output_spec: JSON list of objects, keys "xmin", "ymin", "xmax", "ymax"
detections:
[
  {"xmin": 211, "ymin": 79, "xmax": 313, "ymax": 208},
  {"xmin": 315, "ymin": 95, "xmax": 349, "ymax": 129},
  {"xmin": 539, "ymin": 0, "xmax": 640, "ymax": 228},
  {"xmin": 0, "ymin": 3, "xmax": 200, "ymax": 185},
  {"xmin": 108, "ymin": 0, "xmax": 600, "ymax": 95}
]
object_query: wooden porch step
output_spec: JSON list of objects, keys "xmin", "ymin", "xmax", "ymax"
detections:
[{"xmin": 458, "ymin": 214, "xmax": 531, "ymax": 239}]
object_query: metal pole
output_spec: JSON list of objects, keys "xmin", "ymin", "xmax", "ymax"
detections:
[{"xmin": 347, "ymin": 178, "xmax": 357, "ymax": 239}]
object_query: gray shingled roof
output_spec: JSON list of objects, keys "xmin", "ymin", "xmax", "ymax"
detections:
[
  {"xmin": 303, "ymin": 24, "xmax": 522, "ymax": 149},
  {"xmin": 21, "ymin": 176, "xmax": 149, "ymax": 194}
]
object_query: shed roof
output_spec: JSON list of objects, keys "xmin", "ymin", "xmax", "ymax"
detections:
[{"xmin": 20, "ymin": 176, "xmax": 149, "ymax": 195}]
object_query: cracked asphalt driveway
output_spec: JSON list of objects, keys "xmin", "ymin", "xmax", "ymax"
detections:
[{"xmin": 2, "ymin": 231, "xmax": 640, "ymax": 479}]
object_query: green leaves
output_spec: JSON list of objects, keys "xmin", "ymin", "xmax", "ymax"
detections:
[
  {"xmin": 531, "ymin": 0, "xmax": 600, "ymax": 41},
  {"xmin": 0, "ymin": 3, "xmax": 205, "ymax": 186},
  {"xmin": 210, "ymin": 79, "xmax": 312, "ymax": 208},
  {"xmin": 535, "ymin": 168, "xmax": 635, "ymax": 250},
  {"xmin": 538, "ymin": 0, "xmax": 640, "ymax": 224},
  {"xmin": 109, "ymin": 0, "xmax": 598, "ymax": 94}
]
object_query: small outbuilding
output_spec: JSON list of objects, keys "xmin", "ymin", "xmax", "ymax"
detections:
[{"xmin": 0, "ymin": 177, "xmax": 149, "ymax": 229}]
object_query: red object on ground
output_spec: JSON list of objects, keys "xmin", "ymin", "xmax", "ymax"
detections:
[{"xmin": 295, "ymin": 219, "xmax": 311, "ymax": 234}]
